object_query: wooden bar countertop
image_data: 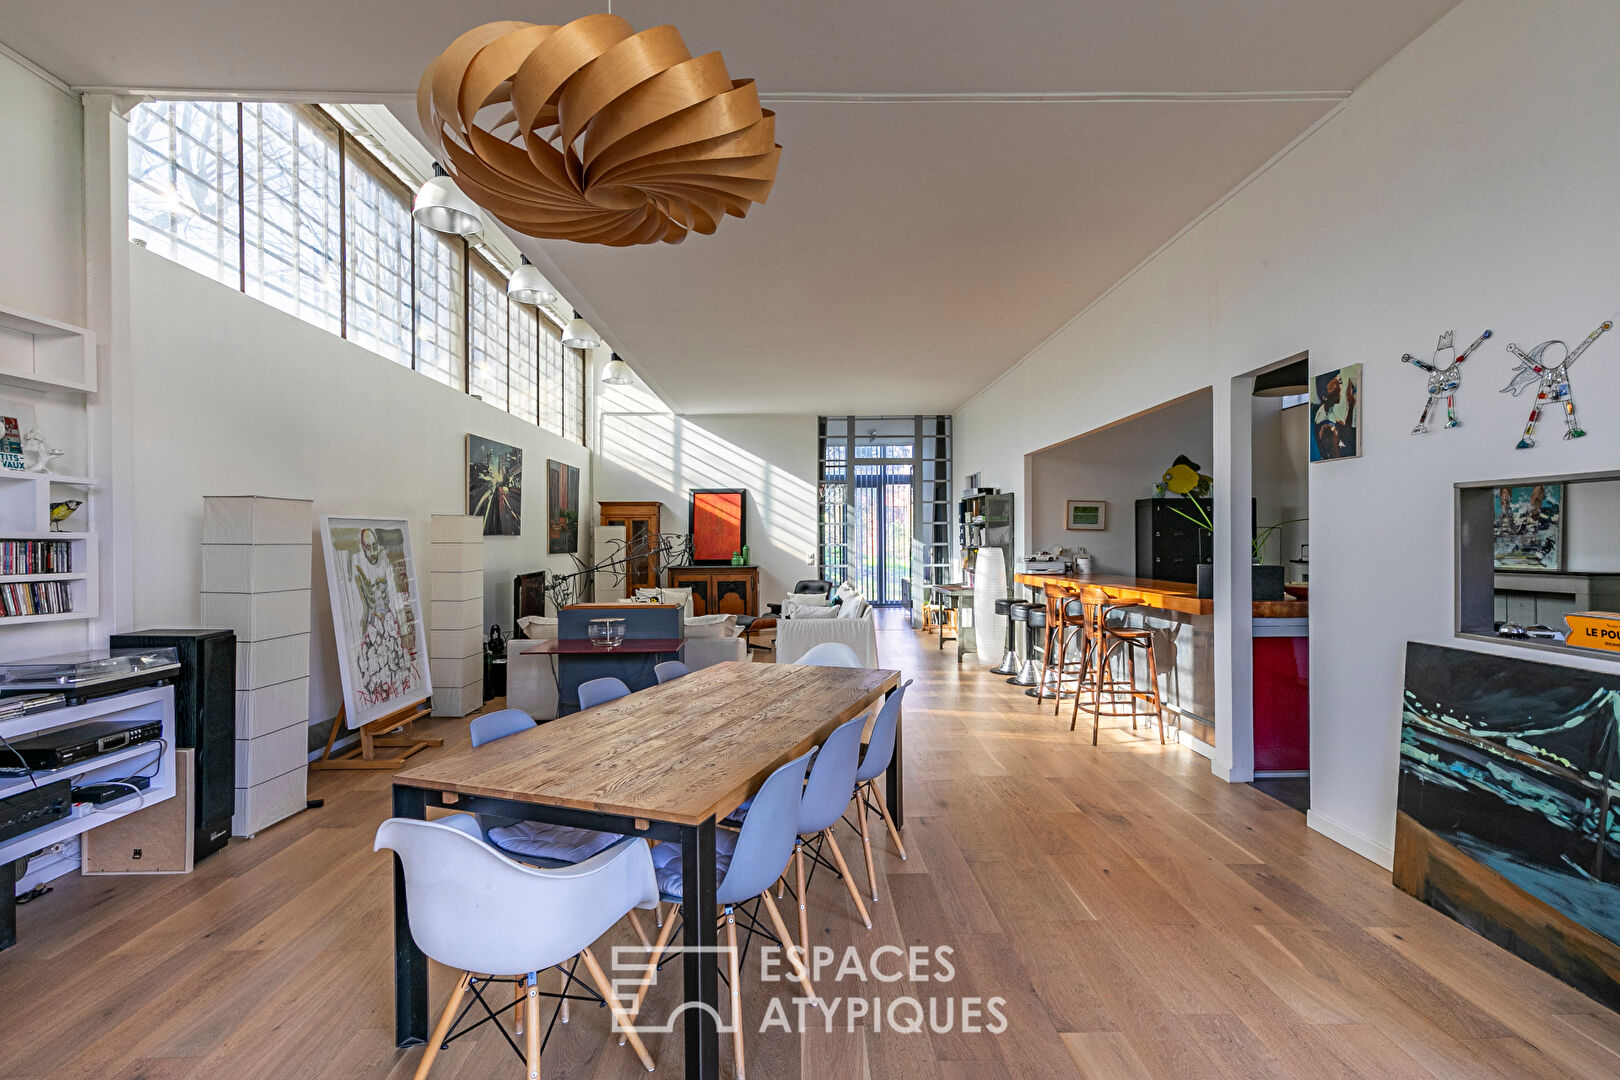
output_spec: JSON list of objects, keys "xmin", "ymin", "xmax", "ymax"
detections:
[{"xmin": 1013, "ymin": 572, "xmax": 1308, "ymax": 619}]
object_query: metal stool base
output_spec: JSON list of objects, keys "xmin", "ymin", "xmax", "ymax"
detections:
[
  {"xmin": 990, "ymin": 650, "xmax": 1020, "ymax": 675},
  {"xmin": 1010, "ymin": 658, "xmax": 1041, "ymax": 686}
]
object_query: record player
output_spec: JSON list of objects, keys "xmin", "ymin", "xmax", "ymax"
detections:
[{"xmin": 0, "ymin": 647, "xmax": 181, "ymax": 706}]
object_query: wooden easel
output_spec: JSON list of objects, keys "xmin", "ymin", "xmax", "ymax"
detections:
[{"xmin": 311, "ymin": 700, "xmax": 441, "ymax": 771}]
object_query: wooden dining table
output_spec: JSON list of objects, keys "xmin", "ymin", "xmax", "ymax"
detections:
[{"xmin": 389, "ymin": 660, "xmax": 903, "ymax": 1080}]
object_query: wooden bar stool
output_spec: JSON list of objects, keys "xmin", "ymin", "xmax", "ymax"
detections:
[
  {"xmin": 1040, "ymin": 591, "xmax": 1090, "ymax": 716},
  {"xmin": 1069, "ymin": 587, "xmax": 1166, "ymax": 745}
]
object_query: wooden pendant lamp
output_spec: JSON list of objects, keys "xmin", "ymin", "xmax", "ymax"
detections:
[{"xmin": 417, "ymin": 14, "xmax": 781, "ymax": 247}]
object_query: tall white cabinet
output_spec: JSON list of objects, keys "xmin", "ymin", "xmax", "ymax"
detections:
[
  {"xmin": 200, "ymin": 496, "xmax": 313, "ymax": 837},
  {"xmin": 429, "ymin": 515, "xmax": 485, "ymax": 717}
]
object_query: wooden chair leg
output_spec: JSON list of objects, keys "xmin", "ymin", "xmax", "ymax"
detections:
[
  {"xmin": 524, "ymin": 972, "xmax": 541, "ymax": 1080},
  {"xmin": 560, "ymin": 965, "xmax": 570, "ymax": 1024},
  {"xmin": 626, "ymin": 906, "xmax": 680, "ymax": 1023},
  {"xmin": 871, "ymin": 781, "xmax": 906, "ymax": 860},
  {"xmin": 627, "ymin": 909, "xmax": 652, "ymax": 949},
  {"xmin": 761, "ymin": 890, "xmax": 818, "ymax": 1003},
  {"xmin": 580, "ymin": 947, "xmax": 656, "ymax": 1073},
  {"xmin": 725, "ymin": 906, "xmax": 746, "ymax": 1080},
  {"xmin": 855, "ymin": 791, "xmax": 879, "ymax": 902},
  {"xmin": 1146, "ymin": 639, "xmax": 1166, "ymax": 744},
  {"xmin": 513, "ymin": 978, "xmax": 525, "ymax": 1036},
  {"xmin": 823, "ymin": 828, "xmax": 872, "ymax": 929},
  {"xmin": 413, "ymin": 970, "xmax": 470, "ymax": 1080},
  {"xmin": 795, "ymin": 840, "xmax": 810, "ymax": 953}
]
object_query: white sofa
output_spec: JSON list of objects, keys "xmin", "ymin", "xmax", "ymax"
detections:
[
  {"xmin": 505, "ymin": 613, "xmax": 745, "ymax": 721},
  {"xmin": 773, "ymin": 584, "xmax": 879, "ymax": 666}
]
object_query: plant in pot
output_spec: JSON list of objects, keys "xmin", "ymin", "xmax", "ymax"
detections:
[{"xmin": 1165, "ymin": 500, "xmax": 1305, "ymax": 601}]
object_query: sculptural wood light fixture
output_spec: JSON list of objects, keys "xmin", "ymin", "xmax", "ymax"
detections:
[{"xmin": 417, "ymin": 14, "xmax": 781, "ymax": 247}]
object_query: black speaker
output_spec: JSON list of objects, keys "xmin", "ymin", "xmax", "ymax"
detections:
[{"xmin": 110, "ymin": 629, "xmax": 236, "ymax": 861}]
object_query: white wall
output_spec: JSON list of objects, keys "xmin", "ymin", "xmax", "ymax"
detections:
[
  {"xmin": 1026, "ymin": 392, "xmax": 1213, "ymax": 572},
  {"xmin": 1251, "ymin": 399, "xmax": 1309, "ymax": 567},
  {"xmin": 127, "ymin": 248, "xmax": 592, "ymax": 737},
  {"xmin": 593, "ymin": 371, "xmax": 819, "ymax": 605},
  {"xmin": 954, "ymin": 0, "xmax": 1620, "ymax": 867},
  {"xmin": 0, "ymin": 50, "xmax": 83, "ymax": 328}
]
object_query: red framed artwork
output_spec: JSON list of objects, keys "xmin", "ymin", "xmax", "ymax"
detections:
[{"xmin": 689, "ymin": 489, "xmax": 747, "ymax": 564}]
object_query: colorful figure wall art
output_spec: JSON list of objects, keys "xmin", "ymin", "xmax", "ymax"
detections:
[
  {"xmin": 1501, "ymin": 317, "xmax": 1613, "ymax": 449},
  {"xmin": 1401, "ymin": 328, "xmax": 1491, "ymax": 433}
]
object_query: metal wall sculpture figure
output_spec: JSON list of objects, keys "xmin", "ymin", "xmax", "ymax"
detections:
[
  {"xmin": 1501, "ymin": 318, "xmax": 1613, "ymax": 449},
  {"xmin": 1400, "ymin": 328, "xmax": 1491, "ymax": 433}
]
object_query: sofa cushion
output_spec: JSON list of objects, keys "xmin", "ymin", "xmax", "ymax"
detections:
[
  {"xmin": 685, "ymin": 613, "xmax": 739, "ymax": 639},
  {"xmin": 785, "ymin": 602, "xmax": 840, "ymax": 619},
  {"xmin": 837, "ymin": 596, "xmax": 870, "ymax": 620},
  {"xmin": 836, "ymin": 580, "xmax": 861, "ymax": 605},
  {"xmin": 517, "ymin": 616, "xmax": 559, "ymax": 639},
  {"xmin": 634, "ymin": 587, "xmax": 695, "ymax": 617},
  {"xmin": 785, "ymin": 590, "xmax": 832, "ymax": 607}
]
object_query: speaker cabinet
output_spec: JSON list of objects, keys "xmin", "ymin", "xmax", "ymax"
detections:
[{"xmin": 110, "ymin": 629, "xmax": 236, "ymax": 861}]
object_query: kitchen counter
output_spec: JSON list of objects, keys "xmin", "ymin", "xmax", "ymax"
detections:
[{"xmin": 1013, "ymin": 572, "xmax": 1308, "ymax": 618}]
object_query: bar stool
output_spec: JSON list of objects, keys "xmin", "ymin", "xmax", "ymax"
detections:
[
  {"xmin": 1021, "ymin": 605, "xmax": 1051, "ymax": 695},
  {"xmin": 990, "ymin": 597, "xmax": 1020, "ymax": 675},
  {"xmin": 1069, "ymin": 586, "xmax": 1166, "ymax": 745},
  {"xmin": 1008, "ymin": 601, "xmax": 1039, "ymax": 686},
  {"xmin": 1038, "ymin": 593, "xmax": 1090, "ymax": 714}
]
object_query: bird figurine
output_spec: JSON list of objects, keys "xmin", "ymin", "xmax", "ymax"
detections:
[
  {"xmin": 49, "ymin": 500, "xmax": 82, "ymax": 532},
  {"xmin": 1161, "ymin": 455, "xmax": 1212, "ymax": 499}
]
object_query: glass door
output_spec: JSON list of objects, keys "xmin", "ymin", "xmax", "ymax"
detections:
[{"xmin": 820, "ymin": 417, "xmax": 947, "ymax": 607}]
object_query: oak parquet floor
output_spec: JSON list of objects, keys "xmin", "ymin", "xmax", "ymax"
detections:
[{"xmin": 2, "ymin": 608, "xmax": 1618, "ymax": 1078}]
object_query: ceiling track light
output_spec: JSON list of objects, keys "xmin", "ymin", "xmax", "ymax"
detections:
[
  {"xmin": 412, "ymin": 162, "xmax": 482, "ymax": 236},
  {"xmin": 563, "ymin": 312, "xmax": 603, "ymax": 350},
  {"xmin": 507, "ymin": 255, "xmax": 559, "ymax": 306},
  {"xmin": 601, "ymin": 353, "xmax": 634, "ymax": 385}
]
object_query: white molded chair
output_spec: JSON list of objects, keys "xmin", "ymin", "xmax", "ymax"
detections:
[
  {"xmin": 374, "ymin": 819, "xmax": 659, "ymax": 1079},
  {"xmin": 653, "ymin": 660, "xmax": 690, "ymax": 684},
  {"xmin": 578, "ymin": 676, "xmax": 630, "ymax": 710},
  {"xmin": 795, "ymin": 641, "xmax": 861, "ymax": 668}
]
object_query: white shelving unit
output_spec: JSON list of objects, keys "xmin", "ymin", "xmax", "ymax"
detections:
[
  {"xmin": 0, "ymin": 305, "xmax": 97, "ymax": 394},
  {"xmin": 0, "ymin": 469, "xmax": 98, "ymax": 625},
  {"xmin": 0, "ymin": 685, "xmax": 176, "ymax": 866}
]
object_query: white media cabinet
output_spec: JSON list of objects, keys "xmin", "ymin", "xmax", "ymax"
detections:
[{"xmin": 0, "ymin": 684, "xmax": 176, "ymax": 948}]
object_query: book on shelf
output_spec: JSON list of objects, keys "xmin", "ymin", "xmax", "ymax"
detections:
[
  {"xmin": 0, "ymin": 580, "xmax": 72, "ymax": 617},
  {"xmin": 0, "ymin": 540, "xmax": 73, "ymax": 576}
]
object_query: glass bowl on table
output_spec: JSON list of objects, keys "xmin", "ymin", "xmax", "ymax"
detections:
[{"xmin": 587, "ymin": 618, "xmax": 626, "ymax": 649}]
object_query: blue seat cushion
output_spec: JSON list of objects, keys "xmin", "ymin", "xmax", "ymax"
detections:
[
  {"xmin": 651, "ymin": 830, "xmax": 739, "ymax": 902},
  {"xmin": 489, "ymin": 821, "xmax": 623, "ymax": 866}
]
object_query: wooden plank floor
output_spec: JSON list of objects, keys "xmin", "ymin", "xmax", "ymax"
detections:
[{"xmin": 4, "ymin": 610, "xmax": 1619, "ymax": 1078}]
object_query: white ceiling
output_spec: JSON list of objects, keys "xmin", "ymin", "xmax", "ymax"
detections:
[{"xmin": 0, "ymin": 0, "xmax": 1459, "ymax": 414}]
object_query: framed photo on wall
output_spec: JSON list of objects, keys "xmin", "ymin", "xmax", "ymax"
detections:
[
  {"xmin": 690, "ymin": 488, "xmax": 747, "ymax": 564},
  {"xmin": 1309, "ymin": 363, "xmax": 1362, "ymax": 461},
  {"xmin": 319, "ymin": 516, "xmax": 431, "ymax": 729},
  {"xmin": 547, "ymin": 459, "xmax": 580, "ymax": 554},
  {"xmin": 1066, "ymin": 500, "xmax": 1106, "ymax": 530},
  {"xmin": 1493, "ymin": 483, "xmax": 1563, "ymax": 571}
]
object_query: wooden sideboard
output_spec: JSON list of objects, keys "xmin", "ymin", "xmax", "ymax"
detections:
[{"xmin": 668, "ymin": 565, "xmax": 759, "ymax": 617}]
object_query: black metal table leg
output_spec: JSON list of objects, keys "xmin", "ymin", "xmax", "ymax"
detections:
[
  {"xmin": 886, "ymin": 700, "xmax": 904, "ymax": 829},
  {"xmin": 0, "ymin": 857, "xmax": 15, "ymax": 951},
  {"xmin": 392, "ymin": 784, "xmax": 429, "ymax": 1048},
  {"xmin": 680, "ymin": 817, "xmax": 720, "ymax": 1080}
]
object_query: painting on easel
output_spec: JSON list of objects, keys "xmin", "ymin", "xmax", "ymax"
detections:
[{"xmin": 320, "ymin": 516, "xmax": 432, "ymax": 729}]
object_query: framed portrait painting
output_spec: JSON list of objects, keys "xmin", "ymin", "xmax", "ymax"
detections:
[
  {"xmin": 1309, "ymin": 363, "xmax": 1362, "ymax": 462},
  {"xmin": 690, "ymin": 489, "xmax": 747, "ymax": 564},
  {"xmin": 319, "ymin": 516, "xmax": 431, "ymax": 729},
  {"xmin": 1493, "ymin": 483, "xmax": 1563, "ymax": 571}
]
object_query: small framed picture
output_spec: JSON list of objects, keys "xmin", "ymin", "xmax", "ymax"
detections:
[{"xmin": 1066, "ymin": 500, "xmax": 1106, "ymax": 530}]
